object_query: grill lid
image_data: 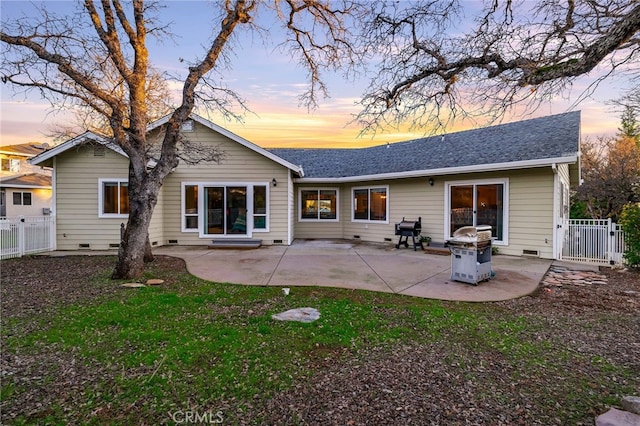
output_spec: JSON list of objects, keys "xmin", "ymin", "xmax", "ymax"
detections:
[{"xmin": 448, "ymin": 225, "xmax": 492, "ymax": 244}]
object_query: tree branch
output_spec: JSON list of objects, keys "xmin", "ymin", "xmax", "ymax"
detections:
[{"xmin": 357, "ymin": 0, "xmax": 640, "ymax": 134}]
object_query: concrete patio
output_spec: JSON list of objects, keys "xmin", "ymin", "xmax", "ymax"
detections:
[{"xmin": 154, "ymin": 240, "xmax": 553, "ymax": 302}]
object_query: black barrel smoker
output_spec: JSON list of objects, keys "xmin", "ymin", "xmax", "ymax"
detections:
[{"xmin": 395, "ymin": 217, "xmax": 423, "ymax": 251}]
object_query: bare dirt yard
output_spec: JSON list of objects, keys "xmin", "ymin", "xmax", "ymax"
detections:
[{"xmin": 1, "ymin": 255, "xmax": 639, "ymax": 425}]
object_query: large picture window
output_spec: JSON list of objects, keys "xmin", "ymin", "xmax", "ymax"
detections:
[
  {"xmin": 352, "ymin": 186, "xmax": 388, "ymax": 222},
  {"xmin": 299, "ymin": 188, "xmax": 338, "ymax": 221},
  {"xmin": 446, "ymin": 179, "xmax": 508, "ymax": 244},
  {"xmin": 99, "ymin": 179, "xmax": 129, "ymax": 217}
]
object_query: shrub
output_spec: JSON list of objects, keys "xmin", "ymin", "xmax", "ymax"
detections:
[{"xmin": 619, "ymin": 203, "xmax": 640, "ymax": 268}]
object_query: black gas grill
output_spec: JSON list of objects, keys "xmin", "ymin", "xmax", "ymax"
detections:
[{"xmin": 395, "ymin": 217, "xmax": 423, "ymax": 251}]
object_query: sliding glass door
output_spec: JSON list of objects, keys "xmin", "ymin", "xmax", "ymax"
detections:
[
  {"xmin": 205, "ymin": 186, "xmax": 247, "ymax": 235},
  {"xmin": 448, "ymin": 181, "xmax": 506, "ymax": 242}
]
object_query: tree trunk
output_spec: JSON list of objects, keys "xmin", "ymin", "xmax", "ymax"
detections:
[
  {"xmin": 112, "ymin": 165, "xmax": 161, "ymax": 279},
  {"xmin": 144, "ymin": 235, "xmax": 154, "ymax": 263}
]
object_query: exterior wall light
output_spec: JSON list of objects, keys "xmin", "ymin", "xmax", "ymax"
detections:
[
  {"xmin": 429, "ymin": 178, "xmax": 434, "ymax": 186},
  {"xmin": 272, "ymin": 178, "xmax": 277, "ymax": 187}
]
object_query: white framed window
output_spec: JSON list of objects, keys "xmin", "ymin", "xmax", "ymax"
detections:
[
  {"xmin": 98, "ymin": 178, "xmax": 129, "ymax": 218},
  {"xmin": 253, "ymin": 185, "xmax": 268, "ymax": 231},
  {"xmin": 444, "ymin": 178, "xmax": 509, "ymax": 245},
  {"xmin": 182, "ymin": 184, "xmax": 199, "ymax": 232},
  {"xmin": 352, "ymin": 186, "xmax": 389, "ymax": 223},
  {"xmin": 12, "ymin": 191, "xmax": 32, "ymax": 206},
  {"xmin": 298, "ymin": 188, "xmax": 339, "ymax": 221},
  {"xmin": 1, "ymin": 158, "xmax": 20, "ymax": 173}
]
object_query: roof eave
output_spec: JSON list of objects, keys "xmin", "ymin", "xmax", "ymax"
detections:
[
  {"xmin": 0, "ymin": 183, "xmax": 52, "ymax": 189},
  {"xmin": 293, "ymin": 155, "xmax": 579, "ymax": 183},
  {"xmin": 29, "ymin": 131, "xmax": 123, "ymax": 166}
]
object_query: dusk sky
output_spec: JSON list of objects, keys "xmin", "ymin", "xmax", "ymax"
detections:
[{"xmin": 0, "ymin": 1, "xmax": 635, "ymax": 149}]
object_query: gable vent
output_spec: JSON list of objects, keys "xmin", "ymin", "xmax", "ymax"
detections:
[{"xmin": 93, "ymin": 145, "xmax": 105, "ymax": 157}]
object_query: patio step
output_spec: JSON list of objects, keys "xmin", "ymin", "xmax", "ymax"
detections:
[
  {"xmin": 208, "ymin": 239, "xmax": 262, "ymax": 249},
  {"xmin": 423, "ymin": 242, "xmax": 450, "ymax": 256}
]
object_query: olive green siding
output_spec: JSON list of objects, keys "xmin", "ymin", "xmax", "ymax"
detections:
[
  {"xmin": 157, "ymin": 121, "xmax": 291, "ymax": 246},
  {"xmin": 507, "ymin": 169, "xmax": 554, "ymax": 258},
  {"xmin": 50, "ymin": 119, "xmax": 568, "ymax": 260},
  {"xmin": 55, "ymin": 145, "xmax": 129, "ymax": 250},
  {"xmin": 292, "ymin": 184, "xmax": 345, "ymax": 239},
  {"xmin": 292, "ymin": 167, "xmax": 559, "ymax": 259}
]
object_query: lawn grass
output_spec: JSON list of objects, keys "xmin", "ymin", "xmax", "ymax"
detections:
[{"xmin": 1, "ymin": 260, "xmax": 636, "ymax": 425}]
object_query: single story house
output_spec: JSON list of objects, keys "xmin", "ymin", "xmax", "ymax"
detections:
[
  {"xmin": 1, "ymin": 143, "xmax": 52, "ymax": 218},
  {"xmin": 30, "ymin": 111, "xmax": 581, "ymax": 259}
]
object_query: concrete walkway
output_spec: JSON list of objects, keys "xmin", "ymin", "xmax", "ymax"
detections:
[{"xmin": 155, "ymin": 240, "xmax": 552, "ymax": 302}]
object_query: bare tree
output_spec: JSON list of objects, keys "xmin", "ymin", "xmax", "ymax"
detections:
[
  {"xmin": 356, "ymin": 0, "xmax": 640, "ymax": 133},
  {"xmin": 1, "ymin": 0, "xmax": 362, "ymax": 279},
  {"xmin": 576, "ymin": 135, "xmax": 640, "ymax": 221}
]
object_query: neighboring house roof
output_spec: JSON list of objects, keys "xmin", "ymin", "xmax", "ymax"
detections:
[
  {"xmin": 0, "ymin": 142, "xmax": 49, "ymax": 157},
  {"xmin": 0, "ymin": 173, "xmax": 52, "ymax": 189},
  {"xmin": 269, "ymin": 111, "xmax": 581, "ymax": 182},
  {"xmin": 30, "ymin": 115, "xmax": 305, "ymax": 177}
]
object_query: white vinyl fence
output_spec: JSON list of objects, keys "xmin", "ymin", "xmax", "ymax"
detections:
[
  {"xmin": 0, "ymin": 216, "xmax": 56, "ymax": 260},
  {"xmin": 562, "ymin": 219, "xmax": 627, "ymax": 265}
]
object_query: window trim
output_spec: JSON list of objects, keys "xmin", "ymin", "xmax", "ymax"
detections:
[
  {"xmin": 98, "ymin": 178, "xmax": 129, "ymax": 218},
  {"xmin": 252, "ymin": 184, "xmax": 269, "ymax": 232},
  {"xmin": 351, "ymin": 185, "xmax": 390, "ymax": 224},
  {"xmin": 12, "ymin": 191, "xmax": 32, "ymax": 206},
  {"xmin": 444, "ymin": 177, "xmax": 509, "ymax": 245},
  {"xmin": 298, "ymin": 187, "xmax": 340, "ymax": 222},
  {"xmin": 181, "ymin": 183, "xmax": 200, "ymax": 233}
]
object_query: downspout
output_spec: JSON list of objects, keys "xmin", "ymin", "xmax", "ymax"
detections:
[
  {"xmin": 287, "ymin": 169, "xmax": 293, "ymax": 245},
  {"xmin": 52, "ymin": 156, "xmax": 57, "ymax": 250},
  {"xmin": 551, "ymin": 163, "xmax": 560, "ymax": 260}
]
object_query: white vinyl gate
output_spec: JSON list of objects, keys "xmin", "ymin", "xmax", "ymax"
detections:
[
  {"xmin": 561, "ymin": 219, "xmax": 627, "ymax": 265},
  {"xmin": 0, "ymin": 216, "xmax": 56, "ymax": 260}
]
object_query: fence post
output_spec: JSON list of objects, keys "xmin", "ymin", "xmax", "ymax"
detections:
[
  {"xmin": 18, "ymin": 216, "xmax": 25, "ymax": 257},
  {"xmin": 50, "ymin": 215, "xmax": 56, "ymax": 251},
  {"xmin": 607, "ymin": 218, "xmax": 614, "ymax": 265}
]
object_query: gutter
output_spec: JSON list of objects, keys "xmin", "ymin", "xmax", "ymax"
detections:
[{"xmin": 294, "ymin": 155, "xmax": 578, "ymax": 183}]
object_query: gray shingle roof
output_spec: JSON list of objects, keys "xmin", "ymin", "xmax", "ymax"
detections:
[
  {"xmin": 269, "ymin": 111, "xmax": 580, "ymax": 179},
  {"xmin": 0, "ymin": 173, "xmax": 52, "ymax": 188}
]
